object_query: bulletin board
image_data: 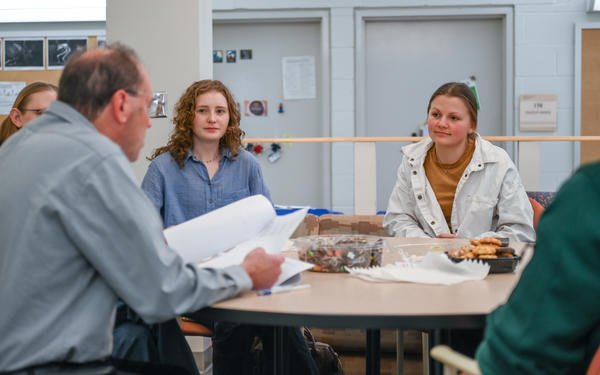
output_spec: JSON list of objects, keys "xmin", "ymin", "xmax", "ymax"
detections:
[
  {"xmin": 581, "ymin": 29, "xmax": 600, "ymax": 164},
  {"xmin": 0, "ymin": 36, "xmax": 99, "ymax": 122},
  {"xmin": 213, "ymin": 21, "xmax": 326, "ymax": 208}
]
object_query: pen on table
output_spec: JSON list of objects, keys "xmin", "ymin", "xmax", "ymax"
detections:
[{"xmin": 257, "ymin": 284, "xmax": 311, "ymax": 296}]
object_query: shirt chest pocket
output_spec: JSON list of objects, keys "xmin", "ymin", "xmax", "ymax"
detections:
[{"xmin": 465, "ymin": 195, "xmax": 498, "ymax": 225}]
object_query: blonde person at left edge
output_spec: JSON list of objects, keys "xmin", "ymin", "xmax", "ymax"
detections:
[{"xmin": 383, "ymin": 82, "xmax": 535, "ymax": 242}]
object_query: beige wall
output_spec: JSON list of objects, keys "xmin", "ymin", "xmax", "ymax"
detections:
[{"xmin": 106, "ymin": 0, "xmax": 213, "ymax": 182}]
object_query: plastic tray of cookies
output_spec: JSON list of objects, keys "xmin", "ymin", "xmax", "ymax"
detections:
[
  {"xmin": 445, "ymin": 251, "xmax": 521, "ymax": 273},
  {"xmin": 294, "ymin": 234, "xmax": 388, "ymax": 273},
  {"xmin": 445, "ymin": 237, "xmax": 520, "ymax": 274}
]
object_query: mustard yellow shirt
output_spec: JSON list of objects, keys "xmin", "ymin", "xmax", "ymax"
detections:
[{"xmin": 424, "ymin": 138, "xmax": 475, "ymax": 230}]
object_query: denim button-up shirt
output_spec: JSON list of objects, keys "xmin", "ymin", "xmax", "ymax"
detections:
[
  {"xmin": 383, "ymin": 134, "xmax": 535, "ymax": 242},
  {"xmin": 141, "ymin": 148, "xmax": 271, "ymax": 227}
]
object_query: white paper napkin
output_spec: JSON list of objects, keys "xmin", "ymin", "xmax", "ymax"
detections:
[{"xmin": 347, "ymin": 252, "xmax": 490, "ymax": 285}]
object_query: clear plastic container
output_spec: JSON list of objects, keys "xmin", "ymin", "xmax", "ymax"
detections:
[{"xmin": 294, "ymin": 234, "xmax": 387, "ymax": 272}]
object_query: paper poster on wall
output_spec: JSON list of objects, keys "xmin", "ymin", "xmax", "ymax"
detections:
[
  {"xmin": 244, "ymin": 100, "xmax": 268, "ymax": 116},
  {"xmin": 3, "ymin": 38, "xmax": 44, "ymax": 70},
  {"xmin": 0, "ymin": 82, "xmax": 27, "ymax": 114},
  {"xmin": 47, "ymin": 38, "xmax": 88, "ymax": 69},
  {"xmin": 282, "ymin": 56, "xmax": 316, "ymax": 100}
]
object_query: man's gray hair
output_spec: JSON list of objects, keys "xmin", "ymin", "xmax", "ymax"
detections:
[{"xmin": 58, "ymin": 43, "xmax": 141, "ymax": 121}]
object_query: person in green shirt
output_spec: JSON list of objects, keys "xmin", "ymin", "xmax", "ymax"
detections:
[{"xmin": 476, "ymin": 161, "xmax": 600, "ymax": 374}]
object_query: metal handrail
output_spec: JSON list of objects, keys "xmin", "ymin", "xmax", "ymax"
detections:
[{"xmin": 243, "ymin": 136, "xmax": 600, "ymax": 143}]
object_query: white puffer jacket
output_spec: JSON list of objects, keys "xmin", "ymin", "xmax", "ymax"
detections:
[{"xmin": 383, "ymin": 134, "xmax": 536, "ymax": 242}]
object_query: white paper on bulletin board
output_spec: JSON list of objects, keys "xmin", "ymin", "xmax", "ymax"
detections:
[
  {"xmin": 0, "ymin": 82, "xmax": 27, "ymax": 115},
  {"xmin": 282, "ymin": 56, "xmax": 316, "ymax": 100}
]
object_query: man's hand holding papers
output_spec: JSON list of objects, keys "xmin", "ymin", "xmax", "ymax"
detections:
[{"xmin": 241, "ymin": 248, "xmax": 285, "ymax": 290}]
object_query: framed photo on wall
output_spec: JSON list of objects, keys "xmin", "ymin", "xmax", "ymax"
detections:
[
  {"xmin": 47, "ymin": 38, "xmax": 88, "ymax": 69},
  {"xmin": 3, "ymin": 38, "xmax": 44, "ymax": 70},
  {"xmin": 226, "ymin": 49, "xmax": 236, "ymax": 63},
  {"xmin": 240, "ymin": 49, "xmax": 252, "ymax": 60},
  {"xmin": 213, "ymin": 50, "xmax": 223, "ymax": 63}
]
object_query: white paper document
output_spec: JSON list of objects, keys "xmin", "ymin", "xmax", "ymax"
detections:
[
  {"xmin": 164, "ymin": 195, "xmax": 313, "ymax": 286},
  {"xmin": 282, "ymin": 56, "xmax": 316, "ymax": 100}
]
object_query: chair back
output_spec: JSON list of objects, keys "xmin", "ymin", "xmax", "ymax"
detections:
[
  {"xmin": 526, "ymin": 191, "xmax": 556, "ymax": 209},
  {"xmin": 528, "ymin": 197, "xmax": 545, "ymax": 229},
  {"xmin": 587, "ymin": 345, "xmax": 600, "ymax": 375}
]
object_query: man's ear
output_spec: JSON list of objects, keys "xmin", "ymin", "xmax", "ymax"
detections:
[
  {"xmin": 111, "ymin": 89, "xmax": 130, "ymax": 124},
  {"xmin": 9, "ymin": 108, "xmax": 24, "ymax": 128}
]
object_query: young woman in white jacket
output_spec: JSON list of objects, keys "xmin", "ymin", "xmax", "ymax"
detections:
[{"xmin": 383, "ymin": 82, "xmax": 535, "ymax": 242}]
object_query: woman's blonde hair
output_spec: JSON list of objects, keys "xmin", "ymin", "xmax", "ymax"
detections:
[
  {"xmin": 149, "ymin": 80, "xmax": 243, "ymax": 168},
  {"xmin": 0, "ymin": 81, "xmax": 58, "ymax": 146}
]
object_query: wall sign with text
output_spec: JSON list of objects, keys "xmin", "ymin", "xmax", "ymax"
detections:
[{"xmin": 519, "ymin": 94, "xmax": 557, "ymax": 131}]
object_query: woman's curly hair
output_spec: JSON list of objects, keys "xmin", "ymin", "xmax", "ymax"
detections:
[{"xmin": 149, "ymin": 80, "xmax": 243, "ymax": 168}]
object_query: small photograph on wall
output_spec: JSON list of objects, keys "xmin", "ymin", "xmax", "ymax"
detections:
[
  {"xmin": 213, "ymin": 50, "xmax": 223, "ymax": 63},
  {"xmin": 97, "ymin": 36, "xmax": 107, "ymax": 49},
  {"xmin": 3, "ymin": 38, "xmax": 44, "ymax": 70},
  {"xmin": 226, "ymin": 49, "xmax": 236, "ymax": 63},
  {"xmin": 47, "ymin": 38, "xmax": 88, "ymax": 69},
  {"xmin": 148, "ymin": 92, "xmax": 167, "ymax": 118},
  {"xmin": 240, "ymin": 49, "xmax": 252, "ymax": 60},
  {"xmin": 244, "ymin": 100, "xmax": 268, "ymax": 117}
]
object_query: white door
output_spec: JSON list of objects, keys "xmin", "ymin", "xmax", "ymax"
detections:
[
  {"xmin": 213, "ymin": 21, "xmax": 326, "ymax": 208},
  {"xmin": 363, "ymin": 18, "xmax": 505, "ymax": 211}
]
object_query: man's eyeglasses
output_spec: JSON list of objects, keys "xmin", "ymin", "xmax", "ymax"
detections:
[{"xmin": 21, "ymin": 108, "xmax": 47, "ymax": 116}]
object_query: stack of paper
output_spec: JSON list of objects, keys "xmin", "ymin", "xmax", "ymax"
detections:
[
  {"xmin": 348, "ymin": 252, "xmax": 490, "ymax": 285},
  {"xmin": 163, "ymin": 195, "xmax": 314, "ymax": 286}
]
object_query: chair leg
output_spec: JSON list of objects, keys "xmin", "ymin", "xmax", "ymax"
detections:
[
  {"xmin": 422, "ymin": 332, "xmax": 429, "ymax": 375},
  {"xmin": 395, "ymin": 329, "xmax": 404, "ymax": 375}
]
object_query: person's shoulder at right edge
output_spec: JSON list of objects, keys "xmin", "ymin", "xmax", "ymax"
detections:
[{"xmin": 476, "ymin": 161, "xmax": 600, "ymax": 375}]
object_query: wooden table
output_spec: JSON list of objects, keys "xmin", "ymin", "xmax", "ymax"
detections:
[{"xmin": 190, "ymin": 238, "xmax": 533, "ymax": 375}]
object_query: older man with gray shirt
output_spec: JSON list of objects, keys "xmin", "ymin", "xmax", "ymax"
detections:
[{"xmin": 0, "ymin": 44, "xmax": 283, "ymax": 374}]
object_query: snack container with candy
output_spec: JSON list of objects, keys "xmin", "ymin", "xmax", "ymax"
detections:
[{"xmin": 294, "ymin": 234, "xmax": 387, "ymax": 272}]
